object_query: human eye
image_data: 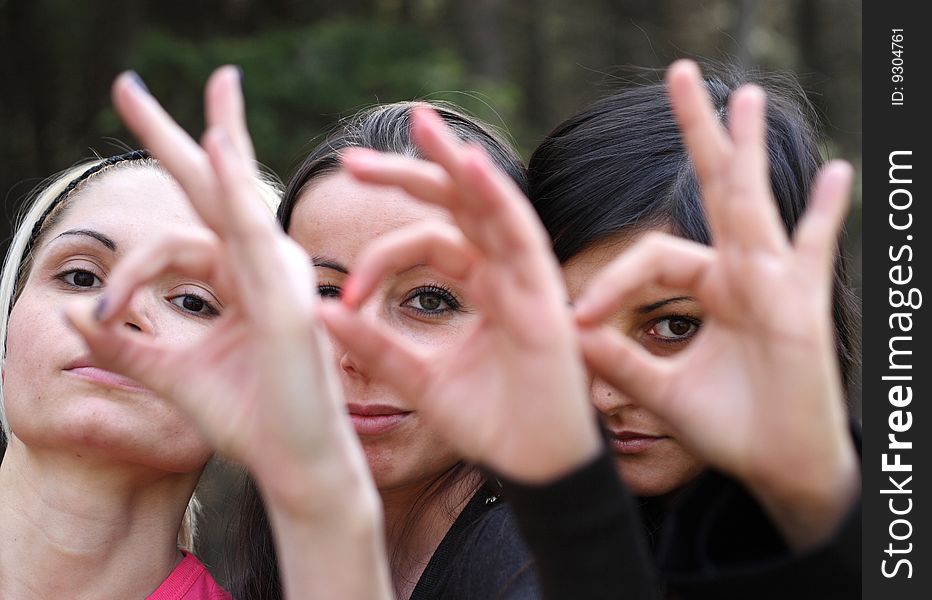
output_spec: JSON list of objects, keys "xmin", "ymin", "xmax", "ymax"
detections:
[
  {"xmin": 401, "ymin": 284, "xmax": 462, "ymax": 318},
  {"xmin": 168, "ymin": 288, "xmax": 221, "ymax": 319},
  {"xmin": 317, "ymin": 283, "xmax": 342, "ymax": 300},
  {"xmin": 57, "ymin": 268, "xmax": 103, "ymax": 289},
  {"xmin": 646, "ymin": 315, "xmax": 701, "ymax": 343}
]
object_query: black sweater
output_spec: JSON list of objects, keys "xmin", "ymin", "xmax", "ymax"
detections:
[{"xmin": 408, "ymin": 437, "xmax": 861, "ymax": 600}]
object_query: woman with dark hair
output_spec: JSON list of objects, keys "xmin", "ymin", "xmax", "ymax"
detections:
[
  {"xmin": 525, "ymin": 61, "xmax": 861, "ymax": 596},
  {"xmin": 233, "ymin": 100, "xmax": 618, "ymax": 600}
]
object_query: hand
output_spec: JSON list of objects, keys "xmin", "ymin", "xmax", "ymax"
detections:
[
  {"xmin": 573, "ymin": 60, "xmax": 859, "ymax": 549},
  {"xmin": 320, "ymin": 107, "xmax": 601, "ymax": 484},
  {"xmin": 65, "ymin": 66, "xmax": 391, "ymax": 599}
]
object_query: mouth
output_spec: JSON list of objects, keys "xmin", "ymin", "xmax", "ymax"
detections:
[
  {"xmin": 609, "ymin": 431, "xmax": 667, "ymax": 455},
  {"xmin": 346, "ymin": 403, "xmax": 412, "ymax": 436},
  {"xmin": 63, "ymin": 358, "xmax": 151, "ymax": 394}
]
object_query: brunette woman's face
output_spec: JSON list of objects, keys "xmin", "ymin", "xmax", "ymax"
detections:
[
  {"xmin": 562, "ymin": 232, "xmax": 706, "ymax": 497},
  {"xmin": 289, "ymin": 171, "xmax": 476, "ymax": 493},
  {"xmin": 3, "ymin": 167, "xmax": 218, "ymax": 473}
]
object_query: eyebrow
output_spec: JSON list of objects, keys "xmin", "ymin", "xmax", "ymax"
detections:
[
  {"xmin": 311, "ymin": 255, "xmax": 349, "ymax": 274},
  {"xmin": 637, "ymin": 296, "xmax": 696, "ymax": 314},
  {"xmin": 53, "ymin": 229, "xmax": 117, "ymax": 252}
]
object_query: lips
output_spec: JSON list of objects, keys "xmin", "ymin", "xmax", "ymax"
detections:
[
  {"xmin": 609, "ymin": 430, "xmax": 666, "ymax": 455},
  {"xmin": 63, "ymin": 358, "xmax": 151, "ymax": 393},
  {"xmin": 347, "ymin": 403, "xmax": 412, "ymax": 436}
]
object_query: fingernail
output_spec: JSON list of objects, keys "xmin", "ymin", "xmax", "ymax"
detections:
[
  {"xmin": 126, "ymin": 70, "xmax": 150, "ymax": 95},
  {"xmin": 234, "ymin": 65, "xmax": 244, "ymax": 88},
  {"xmin": 94, "ymin": 297, "xmax": 109, "ymax": 321},
  {"xmin": 573, "ymin": 297, "xmax": 593, "ymax": 320}
]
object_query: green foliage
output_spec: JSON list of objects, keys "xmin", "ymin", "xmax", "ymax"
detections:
[{"xmin": 96, "ymin": 18, "xmax": 518, "ymax": 179}]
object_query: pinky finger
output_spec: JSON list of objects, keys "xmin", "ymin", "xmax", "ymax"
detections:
[{"xmin": 793, "ymin": 160, "xmax": 854, "ymax": 279}]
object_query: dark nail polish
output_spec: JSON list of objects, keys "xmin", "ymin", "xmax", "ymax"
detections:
[
  {"xmin": 127, "ymin": 70, "xmax": 150, "ymax": 94},
  {"xmin": 94, "ymin": 297, "xmax": 108, "ymax": 321},
  {"xmin": 234, "ymin": 65, "xmax": 244, "ymax": 90}
]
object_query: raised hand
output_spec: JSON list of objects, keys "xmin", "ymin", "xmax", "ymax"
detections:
[
  {"xmin": 65, "ymin": 66, "xmax": 390, "ymax": 599},
  {"xmin": 320, "ymin": 107, "xmax": 601, "ymax": 484},
  {"xmin": 573, "ymin": 60, "xmax": 859, "ymax": 549}
]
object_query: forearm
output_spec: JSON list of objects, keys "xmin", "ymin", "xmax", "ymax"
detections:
[
  {"xmin": 500, "ymin": 447, "xmax": 659, "ymax": 600},
  {"xmin": 265, "ymin": 482, "xmax": 392, "ymax": 600}
]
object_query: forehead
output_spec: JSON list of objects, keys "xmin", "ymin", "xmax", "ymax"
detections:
[
  {"xmin": 43, "ymin": 167, "xmax": 204, "ymax": 244},
  {"xmin": 289, "ymin": 170, "xmax": 451, "ymax": 263},
  {"xmin": 562, "ymin": 228, "xmax": 685, "ymax": 306}
]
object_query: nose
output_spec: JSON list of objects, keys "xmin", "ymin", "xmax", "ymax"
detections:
[
  {"xmin": 339, "ymin": 349, "xmax": 369, "ymax": 382},
  {"xmin": 114, "ymin": 291, "xmax": 157, "ymax": 335},
  {"xmin": 590, "ymin": 377, "xmax": 632, "ymax": 418}
]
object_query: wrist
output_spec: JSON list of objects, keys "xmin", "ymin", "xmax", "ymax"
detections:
[
  {"xmin": 252, "ymin": 439, "xmax": 379, "ymax": 521},
  {"xmin": 748, "ymin": 436, "xmax": 860, "ymax": 550},
  {"xmin": 494, "ymin": 414, "xmax": 603, "ymax": 485}
]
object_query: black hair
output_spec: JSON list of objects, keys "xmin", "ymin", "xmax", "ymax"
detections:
[
  {"xmin": 227, "ymin": 100, "xmax": 526, "ymax": 600},
  {"xmin": 278, "ymin": 101, "xmax": 527, "ymax": 230},
  {"xmin": 527, "ymin": 68, "xmax": 860, "ymax": 398}
]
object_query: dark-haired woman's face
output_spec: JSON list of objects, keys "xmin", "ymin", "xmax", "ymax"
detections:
[
  {"xmin": 288, "ymin": 171, "xmax": 476, "ymax": 493},
  {"xmin": 562, "ymin": 232, "xmax": 706, "ymax": 497}
]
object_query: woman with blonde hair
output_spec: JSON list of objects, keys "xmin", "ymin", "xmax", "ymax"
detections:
[{"xmin": 0, "ymin": 66, "xmax": 392, "ymax": 600}]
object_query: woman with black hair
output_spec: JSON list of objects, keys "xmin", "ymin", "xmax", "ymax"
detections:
[{"xmin": 526, "ymin": 60, "xmax": 861, "ymax": 597}]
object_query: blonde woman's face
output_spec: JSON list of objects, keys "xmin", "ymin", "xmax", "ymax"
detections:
[{"xmin": 3, "ymin": 167, "xmax": 218, "ymax": 473}]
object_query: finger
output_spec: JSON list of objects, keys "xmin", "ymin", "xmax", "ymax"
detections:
[
  {"xmin": 318, "ymin": 302, "xmax": 430, "ymax": 401},
  {"xmin": 726, "ymin": 85, "xmax": 787, "ymax": 251},
  {"xmin": 96, "ymin": 232, "xmax": 227, "ymax": 324},
  {"xmin": 665, "ymin": 60, "xmax": 732, "ymax": 241},
  {"xmin": 204, "ymin": 127, "xmax": 315, "ymax": 316},
  {"xmin": 342, "ymin": 222, "xmax": 478, "ymax": 308},
  {"xmin": 204, "ymin": 65, "xmax": 257, "ymax": 166},
  {"xmin": 410, "ymin": 108, "xmax": 505, "ymax": 223},
  {"xmin": 203, "ymin": 126, "xmax": 281, "ymax": 238},
  {"xmin": 459, "ymin": 146, "xmax": 553, "ymax": 260},
  {"xmin": 574, "ymin": 233, "xmax": 714, "ymax": 325},
  {"xmin": 344, "ymin": 146, "xmax": 541, "ymax": 266},
  {"xmin": 409, "ymin": 106, "xmax": 470, "ymax": 178},
  {"xmin": 578, "ymin": 325, "xmax": 672, "ymax": 414},
  {"xmin": 341, "ymin": 148, "xmax": 456, "ymax": 209},
  {"xmin": 65, "ymin": 298, "xmax": 178, "ymax": 397},
  {"xmin": 112, "ymin": 72, "xmax": 226, "ymax": 231},
  {"xmin": 793, "ymin": 160, "xmax": 854, "ymax": 277}
]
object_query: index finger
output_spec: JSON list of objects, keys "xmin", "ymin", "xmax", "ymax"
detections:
[
  {"xmin": 665, "ymin": 60, "xmax": 732, "ymax": 240},
  {"xmin": 112, "ymin": 71, "xmax": 227, "ymax": 231},
  {"xmin": 204, "ymin": 65, "xmax": 257, "ymax": 167}
]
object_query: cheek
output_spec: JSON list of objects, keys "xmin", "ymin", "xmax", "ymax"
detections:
[
  {"xmin": 2, "ymin": 298, "xmax": 64, "ymax": 430},
  {"xmin": 387, "ymin": 312, "xmax": 479, "ymax": 349}
]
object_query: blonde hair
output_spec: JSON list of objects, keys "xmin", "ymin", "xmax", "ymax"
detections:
[{"xmin": 0, "ymin": 152, "xmax": 282, "ymax": 551}]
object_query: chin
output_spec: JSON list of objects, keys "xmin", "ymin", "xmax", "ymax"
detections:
[
  {"xmin": 9, "ymin": 403, "xmax": 211, "ymax": 474},
  {"xmin": 615, "ymin": 460, "xmax": 705, "ymax": 498}
]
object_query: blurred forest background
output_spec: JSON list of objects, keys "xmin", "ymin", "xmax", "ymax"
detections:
[{"xmin": 0, "ymin": 0, "xmax": 861, "ymax": 580}]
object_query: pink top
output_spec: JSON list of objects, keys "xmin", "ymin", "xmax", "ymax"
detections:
[{"xmin": 147, "ymin": 552, "xmax": 233, "ymax": 600}]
